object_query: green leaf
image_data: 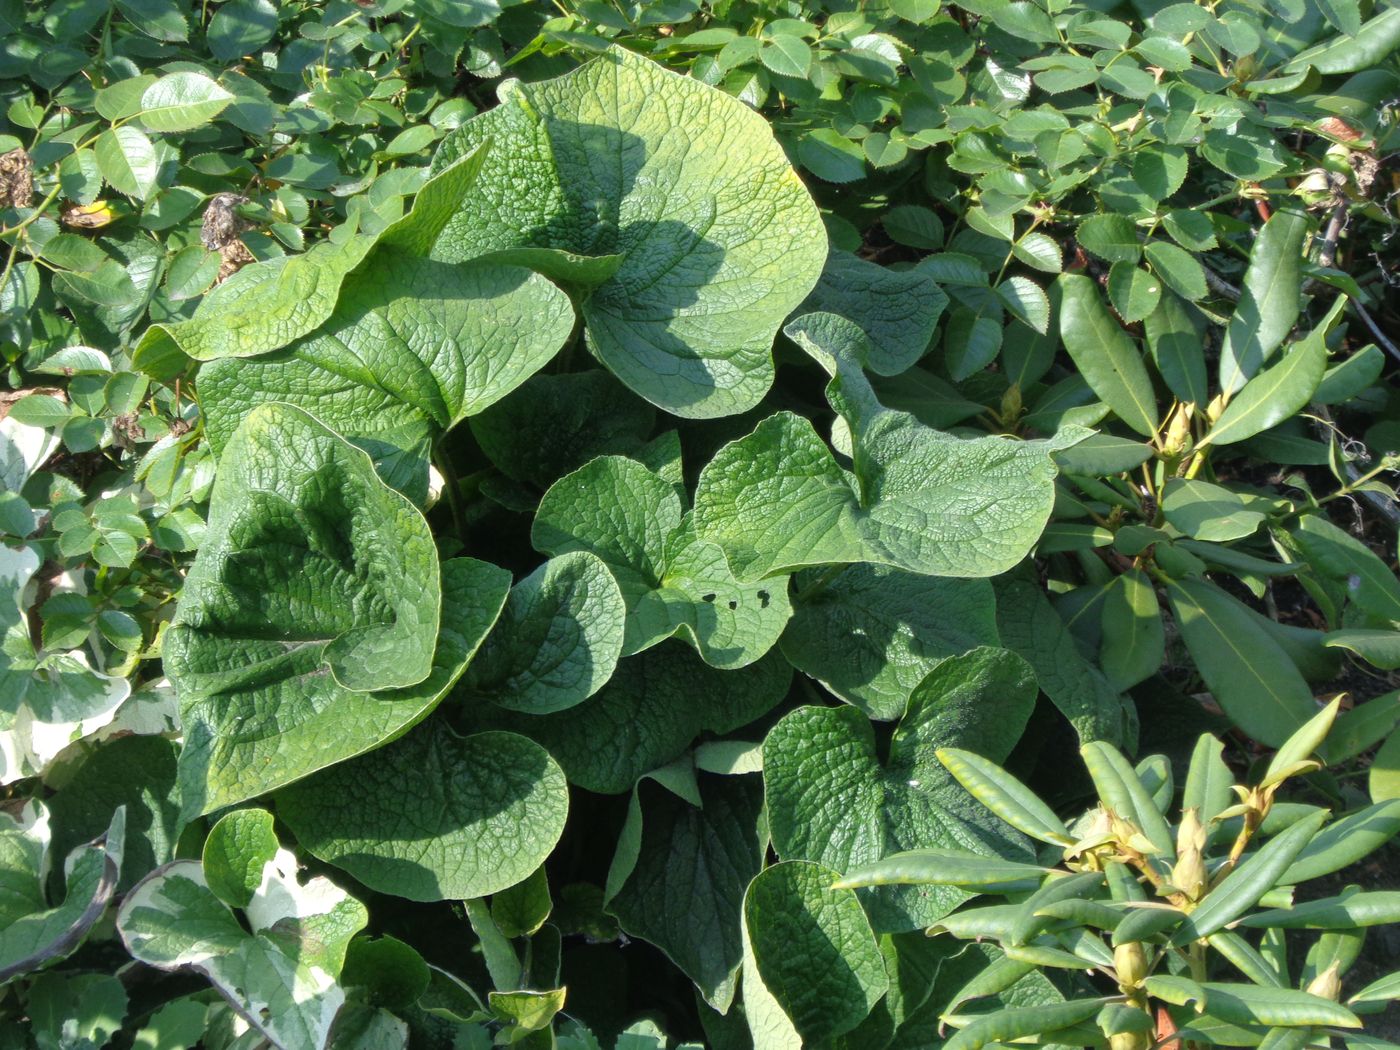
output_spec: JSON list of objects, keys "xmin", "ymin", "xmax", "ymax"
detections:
[
  {"xmin": 744, "ymin": 861, "xmax": 888, "ymax": 1044},
  {"xmin": 1172, "ymin": 810, "xmax": 1328, "ymax": 944},
  {"xmin": 459, "ymin": 552, "xmax": 626, "ymax": 714},
  {"xmin": 277, "ymin": 720, "xmax": 568, "ymax": 902},
  {"xmin": 1080, "ymin": 741, "xmax": 1175, "ymax": 855},
  {"xmin": 0, "ymin": 807, "xmax": 124, "ymax": 985},
  {"xmin": 25, "ymin": 973, "xmax": 128, "ymax": 1050},
  {"xmin": 780, "ymin": 565, "xmax": 998, "ymax": 720},
  {"xmin": 1133, "ymin": 146, "xmax": 1189, "ymax": 201},
  {"xmin": 998, "ymin": 276, "xmax": 1050, "ymax": 334},
  {"xmin": 167, "ymin": 405, "xmax": 509, "ymax": 819},
  {"xmin": 1056, "ymin": 274, "xmax": 1159, "ymax": 437},
  {"xmin": 430, "ymin": 48, "xmax": 825, "ymax": 417},
  {"xmin": 994, "ymin": 572, "xmax": 1133, "ymax": 747},
  {"xmin": 1293, "ymin": 514, "xmax": 1400, "ymax": 621},
  {"xmin": 1202, "ymin": 302, "xmax": 1338, "ymax": 448},
  {"xmin": 760, "ymin": 35, "xmax": 813, "ymax": 77},
  {"xmin": 1282, "ymin": 800, "xmax": 1400, "ymax": 883},
  {"xmin": 46, "ymin": 735, "xmax": 179, "ymax": 894},
  {"xmin": 139, "ymin": 72, "xmax": 234, "ymax": 133},
  {"xmin": 1185, "ymin": 982, "xmax": 1362, "ymax": 1029},
  {"xmin": 469, "ymin": 370, "xmax": 656, "ymax": 492},
  {"xmin": 492, "ymin": 868, "xmax": 552, "ymax": 940},
  {"xmin": 1106, "ymin": 263, "xmax": 1162, "ymax": 324},
  {"xmin": 695, "ymin": 317, "xmax": 1075, "ymax": 581},
  {"xmin": 935, "ymin": 748, "xmax": 1073, "ymax": 845},
  {"xmin": 1218, "ymin": 211, "xmax": 1310, "ymax": 394},
  {"xmin": 1012, "ymin": 232, "xmax": 1063, "ymax": 274},
  {"xmin": 118, "ymin": 834, "xmax": 368, "ymax": 1050},
  {"xmin": 137, "ymin": 145, "xmax": 493, "ymax": 370},
  {"xmin": 1323, "ymin": 630, "xmax": 1400, "ymax": 670},
  {"xmin": 883, "ymin": 205, "xmax": 945, "ymax": 250},
  {"xmin": 943, "ymin": 997, "xmax": 1109, "ymax": 1050},
  {"xmin": 1144, "ymin": 242, "xmax": 1208, "ymax": 302},
  {"xmin": 1166, "ymin": 578, "xmax": 1318, "ymax": 748},
  {"xmin": 94, "ymin": 127, "xmax": 159, "ymax": 201},
  {"xmin": 1183, "ymin": 734, "xmax": 1233, "ymax": 826},
  {"xmin": 473, "ymin": 643, "xmax": 791, "ymax": 794},
  {"xmin": 207, "ymin": 0, "xmax": 279, "ymax": 61},
  {"xmin": 798, "ymin": 128, "xmax": 869, "ymax": 183},
  {"xmin": 606, "ymin": 773, "xmax": 765, "ymax": 1012},
  {"xmin": 1243, "ymin": 889, "xmax": 1400, "ymax": 929},
  {"xmin": 764, "ymin": 648, "xmax": 1039, "ymax": 930},
  {"xmin": 1077, "ymin": 214, "xmax": 1141, "ymax": 262},
  {"xmin": 1161, "ymin": 479, "xmax": 1267, "ymax": 541},
  {"xmin": 797, "ymin": 249, "xmax": 947, "ymax": 375},
  {"xmin": 1100, "ymin": 568, "xmax": 1165, "ymax": 691},
  {"xmin": 201, "ymin": 808, "xmax": 278, "ymax": 910},
  {"xmin": 1145, "ymin": 292, "xmax": 1208, "ymax": 404},
  {"xmin": 532, "ymin": 457, "xmax": 790, "ymax": 669}
]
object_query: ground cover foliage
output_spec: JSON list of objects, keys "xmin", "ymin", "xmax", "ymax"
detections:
[{"xmin": 3, "ymin": 0, "xmax": 1400, "ymax": 1046}]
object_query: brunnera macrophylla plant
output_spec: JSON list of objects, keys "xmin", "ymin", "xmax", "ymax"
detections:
[{"xmin": 837, "ymin": 699, "xmax": 1400, "ymax": 1050}]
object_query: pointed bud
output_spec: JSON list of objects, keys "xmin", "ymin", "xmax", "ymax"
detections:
[
  {"xmin": 1306, "ymin": 961, "xmax": 1343, "ymax": 1002},
  {"xmin": 1172, "ymin": 809, "xmax": 1209, "ymax": 901},
  {"xmin": 1115, "ymin": 941, "xmax": 1150, "ymax": 991}
]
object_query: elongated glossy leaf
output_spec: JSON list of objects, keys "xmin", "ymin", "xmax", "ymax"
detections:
[
  {"xmin": 744, "ymin": 861, "xmax": 888, "ymax": 1044},
  {"xmin": 1218, "ymin": 211, "xmax": 1310, "ymax": 393},
  {"xmin": 1190, "ymin": 982, "xmax": 1362, "ymax": 1029},
  {"xmin": 995, "ymin": 572, "xmax": 1133, "ymax": 747},
  {"xmin": 1293, "ymin": 514, "xmax": 1400, "ymax": 622},
  {"xmin": 944, "ymin": 997, "xmax": 1109, "ymax": 1050},
  {"xmin": 1145, "ymin": 291, "xmax": 1208, "ymax": 404},
  {"xmin": 1167, "ymin": 578, "xmax": 1318, "ymax": 748},
  {"xmin": 765, "ymin": 648, "xmax": 1039, "ymax": 931},
  {"xmin": 1081, "ymin": 741, "xmax": 1175, "ymax": 855},
  {"xmin": 1202, "ymin": 300, "xmax": 1338, "ymax": 447},
  {"xmin": 1282, "ymin": 800, "xmax": 1400, "ymax": 884},
  {"xmin": 278, "ymin": 721, "xmax": 568, "ymax": 902},
  {"xmin": 1171, "ymin": 810, "xmax": 1327, "ymax": 944},
  {"xmin": 1056, "ymin": 273, "xmax": 1159, "ymax": 437},
  {"xmin": 936, "ymin": 748, "xmax": 1073, "ymax": 846},
  {"xmin": 429, "ymin": 48, "xmax": 825, "ymax": 417},
  {"xmin": 1242, "ymin": 890, "xmax": 1400, "ymax": 929},
  {"xmin": 1183, "ymin": 734, "xmax": 1233, "ymax": 826},
  {"xmin": 1100, "ymin": 569, "xmax": 1165, "ymax": 691}
]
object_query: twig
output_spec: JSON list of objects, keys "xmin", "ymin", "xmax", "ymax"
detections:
[
  {"xmin": 1311, "ymin": 407, "xmax": 1400, "ymax": 529},
  {"xmin": 1350, "ymin": 297, "xmax": 1400, "ymax": 365},
  {"xmin": 1317, "ymin": 200, "xmax": 1349, "ymax": 270},
  {"xmin": 1202, "ymin": 265, "xmax": 1240, "ymax": 302}
]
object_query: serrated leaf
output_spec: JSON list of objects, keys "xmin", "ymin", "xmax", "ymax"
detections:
[
  {"xmin": 94, "ymin": 127, "xmax": 159, "ymax": 201},
  {"xmin": 278, "ymin": 720, "xmax": 568, "ymax": 902},
  {"xmin": 429, "ymin": 48, "xmax": 824, "ymax": 417},
  {"xmin": 1100, "ymin": 569, "xmax": 1165, "ymax": 691},
  {"xmin": 139, "ymin": 72, "xmax": 233, "ymax": 133},
  {"xmin": 1144, "ymin": 241, "xmax": 1208, "ymax": 301},
  {"xmin": 998, "ymin": 276, "xmax": 1050, "ymax": 333},
  {"xmin": 1077, "ymin": 214, "xmax": 1141, "ymax": 262}
]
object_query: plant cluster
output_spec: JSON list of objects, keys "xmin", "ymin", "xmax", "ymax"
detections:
[{"xmin": 2, "ymin": 0, "xmax": 1400, "ymax": 1048}]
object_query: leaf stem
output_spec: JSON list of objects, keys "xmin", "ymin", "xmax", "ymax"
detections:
[
  {"xmin": 433, "ymin": 445, "xmax": 467, "ymax": 545},
  {"xmin": 794, "ymin": 563, "xmax": 844, "ymax": 603}
]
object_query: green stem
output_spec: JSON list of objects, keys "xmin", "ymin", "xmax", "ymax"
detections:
[
  {"xmin": 794, "ymin": 564, "xmax": 844, "ymax": 603},
  {"xmin": 434, "ymin": 445, "xmax": 467, "ymax": 546}
]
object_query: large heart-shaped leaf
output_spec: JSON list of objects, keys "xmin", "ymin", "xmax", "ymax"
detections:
[
  {"xmin": 605, "ymin": 772, "xmax": 765, "ymax": 1013},
  {"xmin": 134, "ymin": 144, "xmax": 492, "ymax": 370},
  {"xmin": 428, "ymin": 47, "xmax": 826, "ymax": 418},
  {"xmin": 762, "ymin": 647, "xmax": 1038, "ymax": 932},
  {"xmin": 278, "ymin": 721, "xmax": 569, "ymax": 902},
  {"xmin": 532, "ymin": 456, "xmax": 792, "ymax": 668},
  {"xmin": 472, "ymin": 643, "xmax": 791, "ymax": 794},
  {"xmin": 197, "ymin": 256, "xmax": 574, "ymax": 501},
  {"xmin": 167, "ymin": 404, "xmax": 509, "ymax": 819},
  {"xmin": 694, "ymin": 314, "xmax": 1080, "ymax": 581}
]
